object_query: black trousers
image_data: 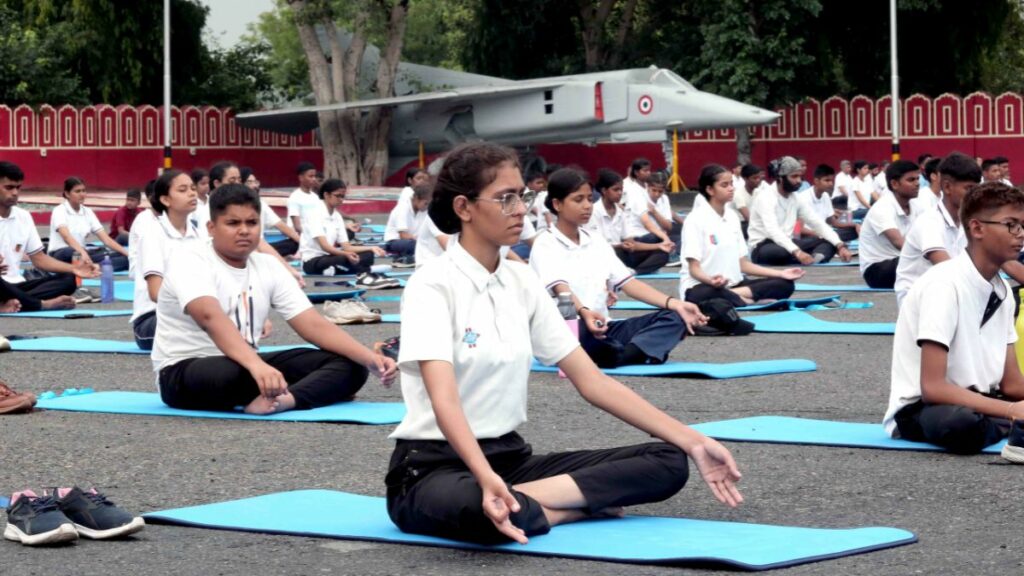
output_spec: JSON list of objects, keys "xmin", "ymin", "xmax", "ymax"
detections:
[
  {"xmin": 386, "ymin": 432, "xmax": 688, "ymax": 545},
  {"xmin": 894, "ymin": 400, "xmax": 1011, "ymax": 454},
  {"xmin": 834, "ymin": 226, "xmax": 859, "ymax": 242},
  {"xmin": 580, "ymin": 309, "xmax": 686, "ymax": 367},
  {"xmin": 51, "ymin": 246, "xmax": 128, "ymax": 272},
  {"xmin": 303, "ymin": 252, "xmax": 373, "ymax": 276},
  {"xmin": 158, "ymin": 348, "xmax": 368, "ymax": 411},
  {"xmin": 133, "ymin": 310, "xmax": 156, "ymax": 351},
  {"xmin": 615, "ymin": 247, "xmax": 668, "ymax": 275},
  {"xmin": 269, "ymin": 238, "xmax": 299, "ymax": 258},
  {"xmin": 863, "ymin": 258, "xmax": 898, "ymax": 289},
  {"xmin": 0, "ymin": 274, "xmax": 77, "ymax": 312},
  {"xmin": 384, "ymin": 239, "xmax": 415, "ymax": 257},
  {"xmin": 634, "ymin": 221, "xmax": 682, "ymax": 252},
  {"xmin": 684, "ymin": 277, "xmax": 795, "ymax": 308},
  {"xmin": 750, "ymin": 238, "xmax": 837, "ymax": 265}
]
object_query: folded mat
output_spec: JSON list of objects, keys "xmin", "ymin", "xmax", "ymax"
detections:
[
  {"xmin": 691, "ymin": 415, "xmax": 1006, "ymax": 454},
  {"xmin": 795, "ymin": 283, "xmax": 892, "ymax": 292},
  {"xmin": 10, "ymin": 336, "xmax": 315, "ymax": 355},
  {"xmin": 530, "ymin": 358, "xmax": 816, "ymax": 379},
  {"xmin": 0, "ymin": 309, "xmax": 132, "ymax": 318},
  {"xmin": 34, "ymin": 391, "xmax": 404, "ymax": 424},
  {"xmin": 610, "ymin": 295, "xmax": 870, "ymax": 312},
  {"xmin": 748, "ymin": 310, "xmax": 894, "ymax": 334},
  {"xmin": 143, "ymin": 489, "xmax": 916, "ymax": 571}
]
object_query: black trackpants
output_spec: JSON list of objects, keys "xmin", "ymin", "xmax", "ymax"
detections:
[
  {"xmin": 863, "ymin": 258, "xmax": 898, "ymax": 289},
  {"xmin": 615, "ymin": 247, "xmax": 668, "ymax": 275},
  {"xmin": 751, "ymin": 238, "xmax": 837, "ymax": 265},
  {"xmin": 303, "ymin": 252, "xmax": 373, "ymax": 276},
  {"xmin": 894, "ymin": 400, "xmax": 1011, "ymax": 454},
  {"xmin": 684, "ymin": 277, "xmax": 795, "ymax": 308},
  {"xmin": 0, "ymin": 274, "xmax": 76, "ymax": 312}
]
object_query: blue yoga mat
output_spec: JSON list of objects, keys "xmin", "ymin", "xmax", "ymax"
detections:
[
  {"xmin": 748, "ymin": 310, "xmax": 894, "ymax": 334},
  {"xmin": 143, "ymin": 490, "xmax": 916, "ymax": 571},
  {"xmin": 0, "ymin": 309, "xmax": 132, "ymax": 319},
  {"xmin": 0, "ymin": 496, "xmax": 7, "ymax": 508},
  {"xmin": 795, "ymin": 283, "xmax": 891, "ymax": 293},
  {"xmin": 10, "ymin": 336, "xmax": 315, "ymax": 355},
  {"xmin": 530, "ymin": 358, "xmax": 816, "ymax": 379},
  {"xmin": 35, "ymin": 391, "xmax": 404, "ymax": 424},
  {"xmin": 691, "ymin": 416, "xmax": 1007, "ymax": 454},
  {"xmin": 635, "ymin": 273, "xmax": 679, "ymax": 280},
  {"xmin": 380, "ymin": 314, "xmax": 400, "ymax": 323},
  {"xmin": 364, "ymin": 295, "xmax": 402, "ymax": 302}
]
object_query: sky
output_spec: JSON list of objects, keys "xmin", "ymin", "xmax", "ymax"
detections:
[{"xmin": 204, "ymin": 0, "xmax": 277, "ymax": 47}]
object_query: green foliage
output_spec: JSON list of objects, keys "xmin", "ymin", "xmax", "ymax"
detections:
[
  {"xmin": 402, "ymin": 0, "xmax": 475, "ymax": 69},
  {"xmin": 178, "ymin": 40, "xmax": 277, "ymax": 111},
  {"xmin": 243, "ymin": 0, "xmax": 312, "ymax": 104},
  {"xmin": 0, "ymin": 5, "xmax": 84, "ymax": 105},
  {"xmin": 462, "ymin": 0, "xmax": 582, "ymax": 78}
]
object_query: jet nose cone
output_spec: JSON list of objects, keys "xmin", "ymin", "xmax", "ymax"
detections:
[{"xmin": 669, "ymin": 90, "xmax": 780, "ymax": 130}]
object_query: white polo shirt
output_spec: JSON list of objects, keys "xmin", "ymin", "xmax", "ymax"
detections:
[
  {"xmin": 747, "ymin": 187, "xmax": 842, "ymax": 254},
  {"xmin": 833, "ymin": 171, "xmax": 853, "ymax": 198},
  {"xmin": 415, "ymin": 215, "xmax": 447, "ymax": 268},
  {"xmin": 383, "ymin": 199, "xmax": 426, "ymax": 242},
  {"xmin": 731, "ymin": 183, "xmax": 753, "ymax": 221},
  {"xmin": 128, "ymin": 210, "xmax": 158, "ymax": 280},
  {"xmin": 132, "ymin": 213, "xmax": 200, "ymax": 322},
  {"xmin": 622, "ymin": 177, "xmax": 646, "ymax": 207},
  {"xmin": 299, "ymin": 203, "xmax": 346, "ymax": 262},
  {"xmin": 0, "ymin": 206, "xmax": 44, "ymax": 284},
  {"xmin": 260, "ymin": 202, "xmax": 281, "ymax": 238},
  {"xmin": 286, "ymin": 188, "xmax": 320, "ymax": 222},
  {"xmin": 586, "ymin": 199, "xmax": 626, "ymax": 245},
  {"xmin": 680, "ymin": 202, "xmax": 747, "ymax": 294},
  {"xmin": 848, "ymin": 176, "xmax": 874, "ymax": 211},
  {"xmin": 858, "ymin": 194, "xmax": 913, "ymax": 273},
  {"xmin": 152, "ymin": 243, "xmax": 312, "ymax": 372},
  {"xmin": 531, "ymin": 191, "xmax": 553, "ymax": 232},
  {"xmin": 530, "ymin": 227, "xmax": 634, "ymax": 318},
  {"xmin": 191, "ymin": 196, "xmax": 211, "ymax": 239},
  {"xmin": 873, "ymin": 172, "xmax": 890, "ymax": 198},
  {"xmin": 910, "ymin": 186, "xmax": 939, "ymax": 214},
  {"xmin": 390, "ymin": 238, "xmax": 578, "ymax": 441},
  {"xmin": 884, "ymin": 253, "xmax": 1015, "ymax": 435},
  {"xmin": 802, "ymin": 190, "xmax": 834, "ymax": 223},
  {"xmin": 48, "ymin": 201, "xmax": 104, "ymax": 253},
  {"xmin": 894, "ymin": 201, "xmax": 966, "ymax": 305},
  {"xmin": 398, "ymin": 186, "xmax": 414, "ymax": 205},
  {"xmin": 623, "ymin": 187, "xmax": 671, "ymax": 239}
]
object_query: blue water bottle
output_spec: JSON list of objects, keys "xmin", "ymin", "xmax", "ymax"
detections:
[{"xmin": 100, "ymin": 255, "xmax": 114, "ymax": 303}]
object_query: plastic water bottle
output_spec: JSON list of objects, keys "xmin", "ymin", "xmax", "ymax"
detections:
[
  {"xmin": 557, "ymin": 292, "xmax": 578, "ymax": 378},
  {"xmin": 100, "ymin": 255, "xmax": 114, "ymax": 303},
  {"xmin": 371, "ymin": 264, "xmax": 393, "ymax": 275}
]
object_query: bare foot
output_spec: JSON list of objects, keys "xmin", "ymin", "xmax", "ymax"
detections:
[
  {"xmin": 41, "ymin": 295, "xmax": 76, "ymax": 310},
  {"xmin": 0, "ymin": 299, "xmax": 20, "ymax": 313},
  {"xmin": 244, "ymin": 392, "xmax": 296, "ymax": 414}
]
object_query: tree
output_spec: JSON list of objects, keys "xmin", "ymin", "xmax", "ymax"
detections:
[
  {"xmin": 0, "ymin": 6, "xmax": 85, "ymax": 105},
  {"xmin": 287, "ymin": 0, "xmax": 410, "ymax": 184},
  {"xmin": 576, "ymin": 0, "xmax": 641, "ymax": 71}
]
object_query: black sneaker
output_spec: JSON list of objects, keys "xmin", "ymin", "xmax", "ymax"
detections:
[
  {"xmin": 1002, "ymin": 420, "xmax": 1024, "ymax": 464},
  {"xmin": 377, "ymin": 336, "xmax": 400, "ymax": 361},
  {"xmin": 3, "ymin": 490, "xmax": 78, "ymax": 546},
  {"xmin": 391, "ymin": 256, "xmax": 415, "ymax": 268},
  {"xmin": 355, "ymin": 273, "xmax": 401, "ymax": 290},
  {"xmin": 51, "ymin": 487, "xmax": 145, "ymax": 539}
]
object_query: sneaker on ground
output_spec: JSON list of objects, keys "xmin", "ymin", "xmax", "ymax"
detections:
[
  {"xmin": 665, "ymin": 259, "xmax": 682, "ymax": 267},
  {"xmin": 50, "ymin": 487, "xmax": 145, "ymax": 540},
  {"xmin": 376, "ymin": 336, "xmax": 400, "ymax": 361},
  {"xmin": 391, "ymin": 256, "xmax": 415, "ymax": 268},
  {"xmin": 0, "ymin": 379, "xmax": 36, "ymax": 414},
  {"xmin": 323, "ymin": 300, "xmax": 381, "ymax": 325},
  {"xmin": 73, "ymin": 288, "xmax": 98, "ymax": 304},
  {"xmin": 0, "ymin": 335, "xmax": 9, "ymax": 352},
  {"xmin": 1001, "ymin": 420, "xmax": 1024, "ymax": 464},
  {"xmin": 355, "ymin": 273, "xmax": 401, "ymax": 290},
  {"xmin": 3, "ymin": 491, "xmax": 78, "ymax": 545}
]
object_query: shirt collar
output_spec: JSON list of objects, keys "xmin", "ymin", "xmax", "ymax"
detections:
[
  {"xmin": 63, "ymin": 200, "xmax": 83, "ymax": 215},
  {"xmin": 937, "ymin": 198, "xmax": 957, "ymax": 228},
  {"xmin": 549, "ymin": 225, "xmax": 591, "ymax": 249},
  {"xmin": 447, "ymin": 234, "xmax": 508, "ymax": 292},
  {"xmin": 888, "ymin": 194, "xmax": 908, "ymax": 217},
  {"xmin": 157, "ymin": 213, "xmax": 199, "ymax": 239},
  {"xmin": 956, "ymin": 251, "xmax": 1007, "ymax": 299}
]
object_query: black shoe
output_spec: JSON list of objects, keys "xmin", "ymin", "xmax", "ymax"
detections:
[
  {"xmin": 378, "ymin": 336, "xmax": 400, "ymax": 361},
  {"xmin": 3, "ymin": 491, "xmax": 78, "ymax": 546},
  {"xmin": 391, "ymin": 256, "xmax": 415, "ymax": 268},
  {"xmin": 1002, "ymin": 420, "xmax": 1024, "ymax": 463},
  {"xmin": 51, "ymin": 487, "xmax": 145, "ymax": 540}
]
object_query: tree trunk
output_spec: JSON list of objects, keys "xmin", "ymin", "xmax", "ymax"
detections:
[
  {"xmin": 736, "ymin": 127, "xmax": 752, "ymax": 166},
  {"xmin": 578, "ymin": 0, "xmax": 616, "ymax": 71},
  {"xmin": 362, "ymin": 0, "xmax": 409, "ymax": 184},
  {"xmin": 607, "ymin": 0, "xmax": 639, "ymax": 69}
]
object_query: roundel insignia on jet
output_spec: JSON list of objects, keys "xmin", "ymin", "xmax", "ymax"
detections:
[{"xmin": 637, "ymin": 95, "xmax": 653, "ymax": 115}]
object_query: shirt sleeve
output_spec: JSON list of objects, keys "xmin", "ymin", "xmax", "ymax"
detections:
[
  {"xmin": 732, "ymin": 186, "xmax": 751, "ymax": 210},
  {"xmin": 398, "ymin": 273, "xmax": 455, "ymax": 369},
  {"xmin": 265, "ymin": 257, "xmax": 313, "ymax": 320},
  {"xmin": 528, "ymin": 235, "xmax": 567, "ymax": 293},
  {"xmin": 23, "ymin": 216, "xmax": 44, "ymax": 255},
  {"xmin": 526, "ymin": 271, "xmax": 580, "ymax": 365},
  {"xmin": 86, "ymin": 207, "xmax": 103, "ymax": 234},
  {"xmin": 601, "ymin": 237, "xmax": 634, "ymax": 290},
  {"xmin": 50, "ymin": 205, "xmax": 67, "ymax": 231},
  {"xmin": 681, "ymin": 215, "xmax": 704, "ymax": 261},
  {"xmin": 262, "ymin": 204, "xmax": 281, "ymax": 228},
  {"xmin": 915, "ymin": 278, "xmax": 959, "ymax": 348},
  {"xmin": 138, "ymin": 224, "xmax": 168, "ymax": 279},
  {"xmin": 393, "ymin": 201, "xmax": 415, "ymax": 232},
  {"xmin": 755, "ymin": 193, "xmax": 799, "ymax": 253},
  {"xmin": 286, "ymin": 192, "xmax": 301, "ymax": 219},
  {"xmin": 165, "ymin": 248, "xmax": 217, "ymax": 311},
  {"xmin": 918, "ymin": 214, "xmax": 949, "ymax": 255}
]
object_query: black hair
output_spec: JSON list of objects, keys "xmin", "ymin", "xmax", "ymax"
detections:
[
  {"xmin": 868, "ymin": 162, "xmax": 879, "ymax": 170},
  {"xmin": 628, "ymin": 158, "xmax": 651, "ymax": 179},
  {"xmin": 0, "ymin": 161, "xmax": 24, "ymax": 182},
  {"xmin": 853, "ymin": 160, "xmax": 869, "ymax": 172},
  {"xmin": 126, "ymin": 189, "xmax": 142, "ymax": 201},
  {"xmin": 209, "ymin": 183, "xmax": 261, "ymax": 221},
  {"xmin": 939, "ymin": 152, "xmax": 982, "ymax": 183},
  {"xmin": 240, "ymin": 167, "xmax": 255, "ymax": 184},
  {"xmin": 428, "ymin": 141, "xmax": 520, "ymax": 234},
  {"xmin": 190, "ymin": 168, "xmax": 208, "ymax": 186},
  {"xmin": 544, "ymin": 168, "xmax": 589, "ymax": 213},
  {"xmin": 923, "ymin": 157, "xmax": 942, "ymax": 180},
  {"xmin": 594, "ymin": 168, "xmax": 623, "ymax": 194},
  {"xmin": 993, "ymin": 156, "xmax": 1009, "ymax": 164},
  {"xmin": 740, "ymin": 164, "xmax": 763, "ymax": 179},
  {"xmin": 405, "ymin": 167, "xmax": 425, "ymax": 185},
  {"xmin": 697, "ymin": 164, "xmax": 729, "ymax": 199},
  {"xmin": 412, "ymin": 183, "xmax": 433, "ymax": 201},
  {"xmin": 63, "ymin": 176, "xmax": 85, "ymax": 197},
  {"xmin": 296, "ymin": 161, "xmax": 316, "ymax": 175},
  {"xmin": 144, "ymin": 179, "xmax": 157, "ymax": 203},
  {"xmin": 209, "ymin": 161, "xmax": 238, "ymax": 187},
  {"xmin": 152, "ymin": 169, "xmax": 186, "ymax": 214},
  {"xmin": 982, "ymin": 158, "xmax": 999, "ymax": 171},
  {"xmin": 524, "ymin": 169, "xmax": 545, "ymax": 183},
  {"xmin": 544, "ymin": 163, "xmax": 562, "ymax": 177},
  {"xmin": 885, "ymin": 160, "xmax": 920, "ymax": 188},
  {"xmin": 917, "ymin": 153, "xmax": 933, "ymax": 165},
  {"xmin": 647, "ymin": 171, "xmax": 668, "ymax": 188},
  {"xmin": 813, "ymin": 164, "xmax": 836, "ymax": 179},
  {"xmin": 960, "ymin": 181, "xmax": 1024, "ymax": 226},
  {"xmin": 318, "ymin": 178, "xmax": 347, "ymax": 199}
]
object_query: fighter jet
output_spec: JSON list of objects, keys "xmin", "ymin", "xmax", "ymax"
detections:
[{"xmin": 237, "ymin": 61, "xmax": 779, "ymax": 172}]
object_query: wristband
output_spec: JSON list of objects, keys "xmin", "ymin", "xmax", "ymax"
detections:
[
  {"xmin": 577, "ymin": 306, "xmax": 590, "ymax": 315},
  {"xmin": 665, "ymin": 296, "xmax": 674, "ymax": 309}
]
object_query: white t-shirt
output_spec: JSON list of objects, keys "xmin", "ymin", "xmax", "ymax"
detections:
[
  {"xmin": 390, "ymin": 238, "xmax": 578, "ymax": 441},
  {"xmin": 128, "ymin": 210, "xmax": 158, "ymax": 280},
  {"xmin": 151, "ymin": 243, "xmax": 313, "ymax": 372},
  {"xmin": 623, "ymin": 187, "xmax": 661, "ymax": 239},
  {"xmin": 883, "ymin": 253, "xmax": 1016, "ymax": 435},
  {"xmin": 802, "ymin": 190, "xmax": 834, "ymax": 224},
  {"xmin": 873, "ymin": 172, "xmax": 890, "ymax": 198},
  {"xmin": 894, "ymin": 201, "xmax": 966, "ymax": 305},
  {"xmin": 680, "ymin": 202, "xmax": 747, "ymax": 294},
  {"xmin": 286, "ymin": 188, "xmax": 320, "ymax": 222},
  {"xmin": 191, "ymin": 196, "xmax": 211, "ymax": 239},
  {"xmin": 833, "ymin": 171, "xmax": 853, "ymax": 198},
  {"xmin": 530, "ymin": 227, "xmax": 634, "ymax": 318},
  {"xmin": 651, "ymin": 194, "xmax": 672, "ymax": 222},
  {"xmin": 731, "ymin": 182, "xmax": 753, "ymax": 221},
  {"xmin": 299, "ymin": 203, "xmax": 347, "ymax": 262},
  {"xmin": 531, "ymin": 191, "xmax": 553, "ymax": 232},
  {"xmin": 622, "ymin": 177, "xmax": 646, "ymax": 208},
  {"xmin": 910, "ymin": 186, "xmax": 939, "ymax": 214},
  {"xmin": 0, "ymin": 206, "xmax": 44, "ymax": 284},
  {"xmin": 848, "ymin": 176, "xmax": 874, "ymax": 211},
  {"xmin": 48, "ymin": 201, "xmax": 104, "ymax": 253},
  {"xmin": 383, "ymin": 199, "xmax": 426, "ymax": 242},
  {"xmin": 132, "ymin": 213, "xmax": 201, "ymax": 322},
  {"xmin": 398, "ymin": 186, "xmax": 414, "ymax": 205},
  {"xmin": 747, "ymin": 187, "xmax": 842, "ymax": 254},
  {"xmin": 260, "ymin": 202, "xmax": 281, "ymax": 238},
  {"xmin": 415, "ymin": 215, "xmax": 448, "ymax": 268},
  {"xmin": 586, "ymin": 199, "xmax": 626, "ymax": 245},
  {"xmin": 858, "ymin": 194, "xmax": 913, "ymax": 273}
]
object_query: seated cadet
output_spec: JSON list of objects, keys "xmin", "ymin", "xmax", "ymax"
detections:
[
  {"xmin": 910, "ymin": 157, "xmax": 942, "ymax": 213},
  {"xmin": 800, "ymin": 164, "xmax": 859, "ymax": 242},
  {"xmin": 531, "ymin": 168, "xmax": 704, "ymax": 367},
  {"xmin": 287, "ymin": 161, "xmax": 321, "ymax": 235},
  {"xmin": 731, "ymin": 164, "xmax": 764, "ymax": 237},
  {"xmin": 859, "ymin": 160, "xmax": 920, "ymax": 289},
  {"xmin": 981, "ymin": 158, "xmax": 1002, "ymax": 183},
  {"xmin": 847, "ymin": 160, "xmax": 874, "ymax": 219},
  {"xmin": 832, "ymin": 159, "xmax": 853, "ymax": 210},
  {"xmin": 681, "ymin": 165, "xmax": 802, "ymax": 307},
  {"xmin": 131, "ymin": 169, "xmax": 201, "ymax": 350},
  {"xmin": 383, "ymin": 183, "xmax": 431, "ymax": 266},
  {"xmin": 109, "ymin": 189, "xmax": 143, "ymax": 246},
  {"xmin": 0, "ymin": 161, "xmax": 95, "ymax": 312},
  {"xmin": 587, "ymin": 169, "xmax": 670, "ymax": 274},
  {"xmin": 128, "ymin": 179, "xmax": 159, "ymax": 280},
  {"xmin": 747, "ymin": 157, "xmax": 854, "ymax": 266},
  {"xmin": 884, "ymin": 182, "xmax": 1024, "ymax": 459},
  {"xmin": 299, "ymin": 179, "xmax": 399, "ymax": 288},
  {"xmin": 894, "ymin": 152, "xmax": 981, "ymax": 305},
  {"xmin": 398, "ymin": 167, "xmax": 431, "ymax": 206},
  {"xmin": 152, "ymin": 184, "xmax": 397, "ymax": 414},
  {"xmin": 386, "ymin": 142, "xmax": 741, "ymax": 546},
  {"xmin": 524, "ymin": 169, "xmax": 552, "ymax": 232},
  {"xmin": 241, "ymin": 166, "xmax": 301, "ymax": 258},
  {"xmin": 47, "ymin": 177, "xmax": 129, "ymax": 271}
]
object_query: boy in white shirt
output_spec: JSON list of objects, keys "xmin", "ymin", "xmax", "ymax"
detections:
[
  {"xmin": 848, "ymin": 160, "xmax": 875, "ymax": 218},
  {"xmin": 524, "ymin": 170, "xmax": 551, "ymax": 231},
  {"xmin": 895, "ymin": 152, "xmax": 981, "ymax": 305},
  {"xmin": 286, "ymin": 161, "xmax": 321, "ymax": 235},
  {"xmin": 859, "ymin": 160, "xmax": 920, "ymax": 289},
  {"xmin": 910, "ymin": 157, "xmax": 942, "ymax": 214},
  {"xmin": 153, "ymin": 183, "xmax": 396, "ymax": 415},
  {"xmin": 731, "ymin": 164, "xmax": 764, "ymax": 238},
  {"xmin": 884, "ymin": 181, "xmax": 1024, "ymax": 457},
  {"xmin": 981, "ymin": 159, "xmax": 1002, "ymax": 183},
  {"xmin": 832, "ymin": 160, "xmax": 853, "ymax": 209},
  {"xmin": 747, "ymin": 157, "xmax": 854, "ymax": 265},
  {"xmin": 383, "ymin": 184, "xmax": 431, "ymax": 266},
  {"xmin": 801, "ymin": 164, "xmax": 859, "ymax": 243},
  {"xmin": 397, "ymin": 167, "xmax": 430, "ymax": 206}
]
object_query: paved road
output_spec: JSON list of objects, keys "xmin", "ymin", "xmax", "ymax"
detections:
[{"xmin": 1, "ymin": 225, "xmax": 1020, "ymax": 575}]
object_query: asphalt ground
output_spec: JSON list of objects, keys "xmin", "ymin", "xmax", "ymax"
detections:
[{"xmin": 1, "ymin": 213, "xmax": 1021, "ymax": 575}]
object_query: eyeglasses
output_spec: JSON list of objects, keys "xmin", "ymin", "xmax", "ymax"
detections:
[
  {"xmin": 473, "ymin": 190, "xmax": 537, "ymax": 215},
  {"xmin": 977, "ymin": 219, "xmax": 1024, "ymax": 235}
]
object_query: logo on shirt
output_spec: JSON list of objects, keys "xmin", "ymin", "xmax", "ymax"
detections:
[
  {"xmin": 709, "ymin": 234, "xmax": 718, "ymax": 246},
  {"xmin": 462, "ymin": 327, "xmax": 479, "ymax": 348}
]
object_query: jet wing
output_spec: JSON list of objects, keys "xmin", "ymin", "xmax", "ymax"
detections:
[{"xmin": 236, "ymin": 82, "xmax": 565, "ymax": 135}]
